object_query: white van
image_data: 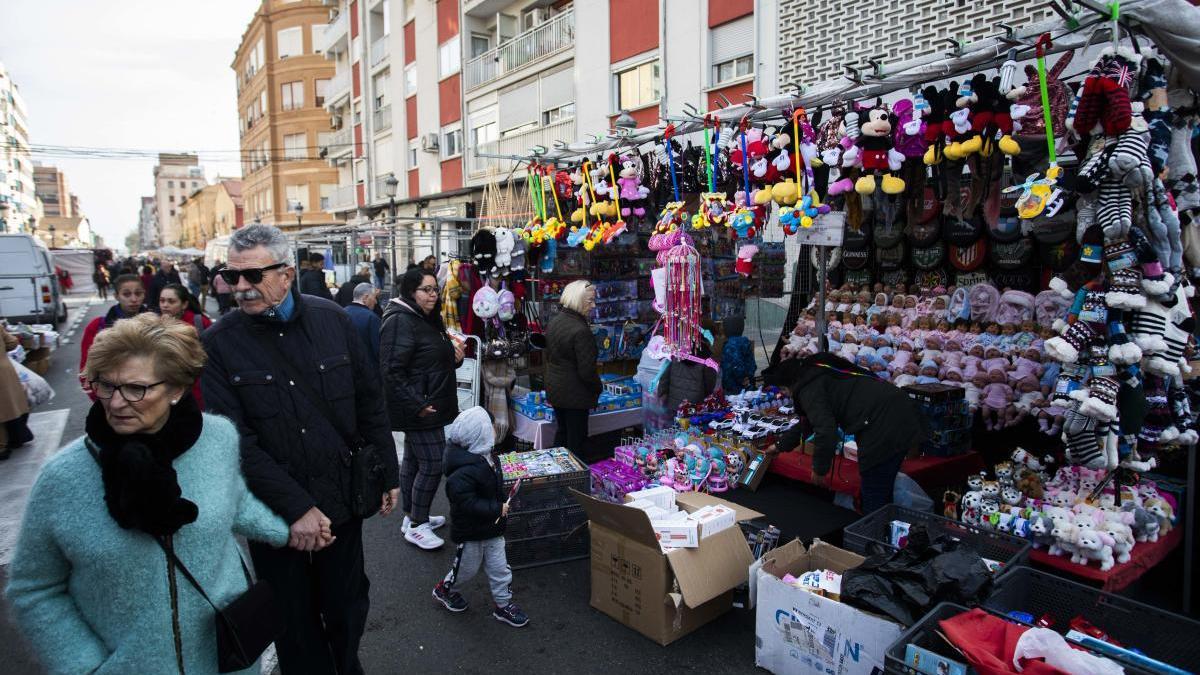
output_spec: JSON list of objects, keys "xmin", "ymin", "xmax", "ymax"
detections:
[{"xmin": 0, "ymin": 233, "xmax": 67, "ymax": 326}]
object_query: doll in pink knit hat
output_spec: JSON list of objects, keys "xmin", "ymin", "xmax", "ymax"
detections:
[
  {"xmin": 981, "ymin": 367, "xmax": 1015, "ymax": 431},
  {"xmin": 893, "ymin": 361, "xmax": 919, "ymax": 388}
]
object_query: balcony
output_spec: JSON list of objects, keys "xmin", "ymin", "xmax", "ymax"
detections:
[
  {"xmin": 324, "ymin": 127, "xmax": 353, "ymax": 157},
  {"xmin": 320, "ymin": 10, "xmax": 350, "ymax": 55},
  {"xmin": 370, "ymin": 37, "xmax": 389, "ymax": 68},
  {"xmin": 326, "ymin": 69, "xmax": 351, "ymax": 108},
  {"xmin": 465, "ymin": 9, "xmax": 574, "ymax": 91},
  {"xmin": 469, "ymin": 117, "xmax": 575, "ymax": 178},
  {"xmin": 372, "ymin": 105, "xmax": 392, "ymax": 134},
  {"xmin": 328, "ymin": 184, "xmax": 357, "ymax": 212}
]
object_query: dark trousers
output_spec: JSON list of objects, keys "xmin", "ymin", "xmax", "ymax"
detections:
[
  {"xmin": 400, "ymin": 427, "xmax": 446, "ymax": 524},
  {"xmin": 552, "ymin": 407, "xmax": 589, "ymax": 453},
  {"xmin": 249, "ymin": 518, "xmax": 369, "ymax": 675},
  {"xmin": 859, "ymin": 449, "xmax": 906, "ymax": 515}
]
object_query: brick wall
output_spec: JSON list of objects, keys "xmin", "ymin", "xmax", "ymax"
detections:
[{"xmin": 776, "ymin": 0, "xmax": 1050, "ymax": 86}]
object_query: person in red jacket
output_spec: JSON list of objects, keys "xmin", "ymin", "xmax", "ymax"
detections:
[
  {"xmin": 79, "ymin": 274, "xmax": 150, "ymax": 398},
  {"xmin": 158, "ymin": 283, "xmax": 211, "ymax": 406}
]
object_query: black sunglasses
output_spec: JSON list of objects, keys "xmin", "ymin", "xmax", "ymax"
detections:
[{"xmin": 219, "ymin": 262, "xmax": 287, "ymax": 285}]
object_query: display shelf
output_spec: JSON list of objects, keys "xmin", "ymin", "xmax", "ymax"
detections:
[{"xmin": 1028, "ymin": 525, "xmax": 1184, "ymax": 592}]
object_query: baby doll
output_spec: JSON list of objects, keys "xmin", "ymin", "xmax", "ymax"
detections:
[
  {"xmin": 890, "ymin": 294, "xmax": 906, "ymax": 314},
  {"xmin": 866, "ymin": 293, "xmax": 888, "ymax": 321},
  {"xmin": 1036, "ymin": 360, "xmax": 1066, "ymax": 435},
  {"xmin": 893, "ymin": 362, "xmax": 919, "ymax": 388},
  {"xmin": 981, "ymin": 367, "xmax": 1015, "ymax": 431},
  {"xmin": 923, "ymin": 334, "xmax": 945, "ymax": 364},
  {"xmin": 875, "ymin": 335, "xmax": 895, "ymax": 361},
  {"xmin": 998, "ymin": 322, "xmax": 1018, "ymax": 350},
  {"xmin": 902, "ymin": 294, "xmax": 919, "ymax": 321},
  {"xmin": 941, "ymin": 347, "xmax": 964, "ymax": 371},
  {"xmin": 1015, "ymin": 320, "xmax": 1038, "ymax": 349},
  {"xmin": 850, "ymin": 290, "xmax": 870, "ymax": 317},
  {"xmin": 1010, "ymin": 374, "xmax": 1044, "ymax": 427},
  {"xmin": 942, "ymin": 366, "xmax": 965, "ymax": 388},
  {"xmin": 964, "ymin": 371, "xmax": 987, "ymax": 412},
  {"xmin": 835, "ymin": 290, "xmax": 852, "ymax": 315},
  {"xmin": 885, "ymin": 314, "xmax": 903, "ymax": 336},
  {"xmin": 916, "ymin": 359, "xmax": 941, "ymax": 385},
  {"xmin": 977, "ymin": 321, "xmax": 1002, "ymax": 347},
  {"xmin": 1013, "ymin": 346, "xmax": 1044, "ymax": 379}
]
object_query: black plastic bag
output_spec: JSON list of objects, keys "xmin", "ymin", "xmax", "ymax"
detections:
[{"xmin": 840, "ymin": 525, "xmax": 994, "ymax": 625}]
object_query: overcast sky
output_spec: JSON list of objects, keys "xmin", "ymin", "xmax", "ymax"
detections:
[{"xmin": 1, "ymin": 1, "xmax": 258, "ymax": 251}]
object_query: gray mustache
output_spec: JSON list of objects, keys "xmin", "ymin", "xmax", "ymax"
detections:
[{"xmin": 234, "ymin": 289, "xmax": 263, "ymax": 301}]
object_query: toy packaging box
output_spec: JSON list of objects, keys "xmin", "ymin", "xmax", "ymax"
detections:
[
  {"xmin": 755, "ymin": 539, "xmax": 903, "ymax": 675},
  {"xmin": 573, "ymin": 490, "xmax": 764, "ymax": 645}
]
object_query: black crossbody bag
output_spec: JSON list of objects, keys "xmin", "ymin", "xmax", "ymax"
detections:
[
  {"xmin": 254, "ymin": 337, "xmax": 388, "ymax": 519},
  {"xmin": 84, "ymin": 439, "xmax": 281, "ymax": 673}
]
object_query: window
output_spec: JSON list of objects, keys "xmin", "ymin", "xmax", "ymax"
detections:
[
  {"xmin": 472, "ymin": 121, "xmax": 498, "ymax": 151},
  {"xmin": 319, "ymin": 184, "xmax": 335, "ymax": 211},
  {"xmin": 281, "ymin": 81, "xmax": 305, "ymax": 111},
  {"xmin": 382, "ymin": 2, "xmax": 391, "ymax": 34},
  {"xmin": 404, "ymin": 63, "xmax": 417, "ymax": 96},
  {"xmin": 542, "ymin": 103, "xmax": 575, "ymax": 125},
  {"xmin": 470, "ymin": 34, "xmax": 491, "ymax": 58},
  {"xmin": 260, "ymin": 90, "xmax": 268, "ymax": 118},
  {"xmin": 169, "ymin": 195, "xmax": 175, "ymax": 203},
  {"xmin": 710, "ymin": 16, "xmax": 754, "ymax": 86},
  {"xmin": 441, "ymin": 127, "xmax": 462, "ymax": 158},
  {"xmin": 438, "ymin": 36, "xmax": 460, "ymax": 78},
  {"xmin": 192, "ymin": 181, "xmax": 199, "ymax": 188},
  {"xmin": 285, "ymin": 184, "xmax": 307, "ymax": 211},
  {"xmin": 315, "ymin": 79, "xmax": 329, "ymax": 107},
  {"xmin": 373, "ymin": 72, "xmax": 390, "ymax": 110},
  {"xmin": 167, "ymin": 181, "xmax": 174, "ymax": 188},
  {"xmin": 353, "ymin": 101, "xmax": 363, "ymax": 125},
  {"xmin": 408, "ymin": 140, "xmax": 418, "ymax": 168},
  {"xmin": 616, "ymin": 60, "xmax": 661, "ymax": 111},
  {"xmin": 277, "ymin": 27, "xmax": 303, "ymax": 59},
  {"xmin": 170, "ymin": 209, "xmax": 175, "ymax": 216},
  {"xmin": 283, "ymin": 133, "xmax": 306, "ymax": 160},
  {"xmin": 311, "ymin": 25, "xmax": 322, "ymax": 54}
]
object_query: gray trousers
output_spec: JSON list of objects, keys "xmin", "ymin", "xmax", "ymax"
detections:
[{"xmin": 444, "ymin": 536, "xmax": 512, "ymax": 607}]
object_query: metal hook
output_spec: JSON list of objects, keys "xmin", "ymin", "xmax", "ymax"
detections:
[
  {"xmin": 866, "ymin": 54, "xmax": 887, "ymax": 79},
  {"xmin": 782, "ymin": 81, "xmax": 805, "ymax": 98},
  {"xmin": 742, "ymin": 93, "xmax": 766, "ymax": 110},
  {"xmin": 553, "ymin": 140, "xmax": 568, "ymax": 150},
  {"xmin": 843, "ymin": 63, "xmax": 862, "ymax": 83},
  {"xmin": 717, "ymin": 93, "xmax": 735, "ymax": 109},
  {"xmin": 943, "ymin": 38, "xmax": 964, "ymax": 57}
]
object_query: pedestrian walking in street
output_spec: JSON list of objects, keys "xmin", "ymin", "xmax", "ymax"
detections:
[
  {"xmin": 80, "ymin": 274, "xmax": 152, "ymax": 398},
  {"xmin": 5, "ymin": 313, "xmax": 290, "ymax": 674},
  {"xmin": 346, "ymin": 283, "xmax": 382, "ymax": 367},
  {"xmin": 381, "ymin": 267, "xmax": 464, "ymax": 550},
  {"xmin": 211, "ymin": 261, "xmax": 234, "ymax": 314},
  {"xmin": 544, "ymin": 280, "xmax": 602, "ymax": 454},
  {"xmin": 188, "ymin": 257, "xmax": 210, "ymax": 310},
  {"xmin": 93, "ymin": 264, "xmax": 111, "ymax": 301},
  {"xmin": 160, "ymin": 283, "xmax": 212, "ymax": 408},
  {"xmin": 335, "ymin": 263, "xmax": 373, "ymax": 307},
  {"xmin": 432, "ymin": 407, "xmax": 529, "ymax": 627},
  {"xmin": 139, "ymin": 264, "xmax": 154, "ymax": 292},
  {"xmin": 299, "ymin": 252, "xmax": 334, "ymax": 301},
  {"xmin": 148, "ymin": 260, "xmax": 181, "ymax": 311},
  {"xmin": 201, "ymin": 224, "xmax": 398, "ymax": 675},
  {"xmin": 373, "ymin": 254, "xmax": 389, "ymax": 291},
  {"xmin": 0, "ymin": 324, "xmax": 33, "ymax": 460}
]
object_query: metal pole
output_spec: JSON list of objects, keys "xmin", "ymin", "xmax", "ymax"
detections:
[
  {"xmin": 816, "ymin": 246, "xmax": 828, "ymax": 352},
  {"xmin": 388, "ymin": 197, "xmax": 397, "ymax": 292},
  {"xmin": 1185, "ymin": 443, "xmax": 1195, "ymax": 613}
]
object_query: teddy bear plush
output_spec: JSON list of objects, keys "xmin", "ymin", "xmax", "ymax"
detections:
[{"xmin": 1072, "ymin": 525, "xmax": 1116, "ymax": 571}]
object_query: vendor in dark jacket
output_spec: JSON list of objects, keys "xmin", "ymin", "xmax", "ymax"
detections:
[
  {"xmin": 763, "ymin": 352, "xmax": 926, "ymax": 514},
  {"xmin": 200, "ymin": 224, "xmax": 399, "ymax": 675},
  {"xmin": 658, "ymin": 339, "xmax": 719, "ymax": 415},
  {"xmin": 299, "ymin": 252, "xmax": 334, "ymax": 301},
  {"xmin": 543, "ymin": 280, "xmax": 602, "ymax": 453},
  {"xmin": 432, "ymin": 407, "xmax": 528, "ymax": 627},
  {"xmin": 381, "ymin": 267, "xmax": 465, "ymax": 551}
]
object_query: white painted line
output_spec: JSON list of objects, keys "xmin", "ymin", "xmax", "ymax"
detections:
[{"xmin": 0, "ymin": 408, "xmax": 71, "ymax": 566}]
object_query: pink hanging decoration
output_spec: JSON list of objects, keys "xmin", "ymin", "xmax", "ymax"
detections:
[{"xmin": 664, "ymin": 232, "xmax": 702, "ymax": 357}]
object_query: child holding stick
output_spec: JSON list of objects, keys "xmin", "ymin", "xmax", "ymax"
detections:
[{"xmin": 432, "ymin": 407, "xmax": 529, "ymax": 627}]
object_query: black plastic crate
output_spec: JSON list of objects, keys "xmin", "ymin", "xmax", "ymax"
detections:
[
  {"xmin": 983, "ymin": 566, "xmax": 1200, "ymax": 672},
  {"xmin": 843, "ymin": 505, "xmax": 1030, "ymax": 579},
  {"xmin": 884, "ymin": 602, "xmax": 973, "ymax": 675},
  {"xmin": 505, "ymin": 522, "xmax": 589, "ymax": 570},
  {"xmin": 502, "ymin": 449, "xmax": 591, "ymax": 512},
  {"xmin": 505, "ymin": 503, "xmax": 588, "ymax": 541}
]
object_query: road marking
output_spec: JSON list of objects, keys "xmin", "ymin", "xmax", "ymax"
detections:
[{"xmin": 0, "ymin": 408, "xmax": 70, "ymax": 566}]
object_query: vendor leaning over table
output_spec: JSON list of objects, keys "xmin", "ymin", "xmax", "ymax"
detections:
[{"xmin": 762, "ymin": 352, "xmax": 927, "ymax": 514}]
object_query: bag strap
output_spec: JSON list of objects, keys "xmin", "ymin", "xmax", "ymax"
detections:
[{"xmin": 250, "ymin": 331, "xmax": 360, "ymax": 453}]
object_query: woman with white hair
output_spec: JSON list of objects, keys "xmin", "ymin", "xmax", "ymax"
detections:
[{"xmin": 543, "ymin": 280, "xmax": 602, "ymax": 453}]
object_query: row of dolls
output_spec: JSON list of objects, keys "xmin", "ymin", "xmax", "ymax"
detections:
[
  {"xmin": 809, "ymin": 283, "xmax": 1074, "ymax": 332},
  {"xmin": 947, "ymin": 450, "xmax": 1176, "ymax": 572}
]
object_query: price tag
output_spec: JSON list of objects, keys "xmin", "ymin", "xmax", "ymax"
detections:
[{"xmin": 793, "ymin": 211, "xmax": 845, "ymax": 246}]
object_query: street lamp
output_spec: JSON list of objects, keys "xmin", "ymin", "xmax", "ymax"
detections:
[
  {"xmin": 293, "ymin": 201, "xmax": 303, "ymax": 230},
  {"xmin": 614, "ymin": 110, "xmax": 638, "ymax": 130},
  {"xmin": 384, "ymin": 173, "xmax": 398, "ymax": 291},
  {"xmin": 49, "ymin": 220, "xmax": 56, "ymax": 249}
]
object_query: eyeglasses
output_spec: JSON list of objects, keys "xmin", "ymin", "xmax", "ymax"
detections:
[
  {"xmin": 218, "ymin": 262, "xmax": 287, "ymax": 285},
  {"xmin": 91, "ymin": 379, "xmax": 167, "ymax": 403},
  {"xmin": 415, "ymin": 285, "xmax": 439, "ymax": 294}
]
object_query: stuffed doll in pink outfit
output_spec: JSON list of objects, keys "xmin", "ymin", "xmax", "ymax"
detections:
[
  {"xmin": 941, "ymin": 365, "xmax": 965, "ymax": 387},
  {"xmin": 1010, "ymin": 372, "xmax": 1044, "ymax": 427},
  {"xmin": 981, "ymin": 367, "xmax": 1016, "ymax": 431}
]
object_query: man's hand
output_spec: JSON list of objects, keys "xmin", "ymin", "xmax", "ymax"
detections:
[
  {"xmin": 763, "ymin": 444, "xmax": 780, "ymax": 456},
  {"xmin": 418, "ymin": 405, "xmax": 437, "ymax": 417},
  {"xmin": 811, "ymin": 471, "xmax": 830, "ymax": 489},
  {"xmin": 290, "ymin": 507, "xmax": 334, "ymax": 552},
  {"xmin": 379, "ymin": 488, "xmax": 400, "ymax": 517}
]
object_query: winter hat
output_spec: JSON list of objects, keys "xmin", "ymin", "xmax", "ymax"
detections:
[
  {"xmin": 891, "ymin": 350, "xmax": 913, "ymax": 370},
  {"xmin": 1034, "ymin": 290, "xmax": 1071, "ymax": 328},
  {"xmin": 1107, "ymin": 312, "xmax": 1143, "ymax": 365},
  {"xmin": 919, "ymin": 358, "xmax": 938, "ymax": 373},
  {"xmin": 1045, "ymin": 320, "xmax": 1097, "ymax": 363},
  {"xmin": 1105, "ymin": 267, "xmax": 1146, "ymax": 310},
  {"xmin": 941, "ymin": 365, "xmax": 963, "ymax": 380},
  {"xmin": 1048, "ymin": 221, "xmax": 1104, "ymax": 299},
  {"xmin": 1079, "ymin": 376, "xmax": 1120, "ymax": 423},
  {"xmin": 447, "ymin": 406, "xmax": 497, "ymax": 461},
  {"xmin": 1104, "ymin": 240, "xmax": 1138, "ymax": 273}
]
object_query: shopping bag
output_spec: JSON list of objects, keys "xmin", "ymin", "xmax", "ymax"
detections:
[{"xmin": 13, "ymin": 360, "xmax": 55, "ymax": 407}]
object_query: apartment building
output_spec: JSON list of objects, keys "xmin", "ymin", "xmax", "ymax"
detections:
[
  {"xmin": 1, "ymin": 63, "xmax": 39, "ymax": 235},
  {"xmin": 175, "ymin": 179, "xmax": 245, "ymax": 249},
  {"xmin": 311, "ymin": 0, "xmax": 778, "ymax": 226},
  {"xmin": 233, "ymin": 0, "xmax": 340, "ymax": 231},
  {"xmin": 138, "ymin": 196, "xmax": 157, "ymax": 250},
  {"xmin": 153, "ymin": 153, "xmax": 208, "ymax": 248},
  {"xmin": 33, "ymin": 164, "xmax": 73, "ymax": 218}
]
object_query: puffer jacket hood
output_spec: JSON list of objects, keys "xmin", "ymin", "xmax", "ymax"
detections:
[{"xmin": 446, "ymin": 407, "xmax": 494, "ymax": 459}]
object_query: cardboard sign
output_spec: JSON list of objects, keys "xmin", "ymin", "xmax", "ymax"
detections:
[{"xmin": 793, "ymin": 211, "xmax": 845, "ymax": 247}]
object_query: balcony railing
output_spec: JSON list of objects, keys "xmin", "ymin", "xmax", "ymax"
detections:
[
  {"xmin": 465, "ymin": 9, "xmax": 574, "ymax": 91},
  {"xmin": 326, "ymin": 69, "xmax": 351, "ymax": 106},
  {"xmin": 329, "ymin": 184, "xmax": 357, "ymax": 212},
  {"xmin": 320, "ymin": 10, "xmax": 350, "ymax": 55},
  {"xmin": 324, "ymin": 127, "xmax": 353, "ymax": 156},
  {"xmin": 372, "ymin": 105, "xmax": 392, "ymax": 133},
  {"xmin": 370, "ymin": 37, "xmax": 389, "ymax": 67},
  {"xmin": 469, "ymin": 118, "xmax": 575, "ymax": 177}
]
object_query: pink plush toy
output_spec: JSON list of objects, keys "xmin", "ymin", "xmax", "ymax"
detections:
[
  {"xmin": 1071, "ymin": 525, "xmax": 1116, "ymax": 571},
  {"xmin": 981, "ymin": 368, "xmax": 1015, "ymax": 431},
  {"xmin": 616, "ymin": 157, "xmax": 649, "ymax": 217}
]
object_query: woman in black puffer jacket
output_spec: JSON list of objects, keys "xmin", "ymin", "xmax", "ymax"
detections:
[
  {"xmin": 544, "ymin": 280, "xmax": 602, "ymax": 453},
  {"xmin": 381, "ymin": 267, "xmax": 464, "ymax": 550}
]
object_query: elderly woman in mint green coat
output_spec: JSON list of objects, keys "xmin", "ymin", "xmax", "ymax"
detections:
[{"xmin": 6, "ymin": 313, "xmax": 292, "ymax": 675}]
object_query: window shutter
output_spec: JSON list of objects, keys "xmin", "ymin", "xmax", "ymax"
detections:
[
  {"xmin": 710, "ymin": 16, "xmax": 753, "ymax": 65},
  {"xmin": 539, "ymin": 66, "xmax": 574, "ymax": 111},
  {"xmin": 499, "ymin": 81, "xmax": 538, "ymax": 132}
]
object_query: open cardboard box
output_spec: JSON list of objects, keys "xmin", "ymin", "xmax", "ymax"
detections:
[
  {"xmin": 755, "ymin": 539, "xmax": 903, "ymax": 675},
  {"xmin": 571, "ymin": 489, "xmax": 763, "ymax": 645}
]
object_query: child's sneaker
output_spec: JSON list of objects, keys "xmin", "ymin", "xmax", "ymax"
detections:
[
  {"xmin": 492, "ymin": 602, "xmax": 529, "ymax": 627},
  {"xmin": 432, "ymin": 582, "xmax": 468, "ymax": 612},
  {"xmin": 405, "ymin": 522, "xmax": 444, "ymax": 550},
  {"xmin": 402, "ymin": 515, "xmax": 446, "ymax": 534}
]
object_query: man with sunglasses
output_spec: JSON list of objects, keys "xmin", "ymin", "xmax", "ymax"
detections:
[{"xmin": 200, "ymin": 224, "xmax": 398, "ymax": 675}]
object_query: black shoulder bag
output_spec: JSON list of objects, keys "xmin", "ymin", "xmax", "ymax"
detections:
[
  {"xmin": 84, "ymin": 439, "xmax": 281, "ymax": 674},
  {"xmin": 254, "ymin": 337, "xmax": 388, "ymax": 519}
]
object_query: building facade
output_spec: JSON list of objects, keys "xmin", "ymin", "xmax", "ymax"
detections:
[
  {"xmin": 1, "ymin": 63, "xmax": 39, "ymax": 235},
  {"xmin": 138, "ymin": 196, "xmax": 157, "ymax": 250},
  {"xmin": 233, "ymin": 0, "xmax": 341, "ymax": 231},
  {"xmin": 310, "ymin": 0, "xmax": 778, "ymax": 225},
  {"xmin": 175, "ymin": 179, "xmax": 245, "ymax": 249},
  {"xmin": 153, "ymin": 153, "xmax": 208, "ymax": 247},
  {"xmin": 33, "ymin": 164, "xmax": 73, "ymax": 218}
]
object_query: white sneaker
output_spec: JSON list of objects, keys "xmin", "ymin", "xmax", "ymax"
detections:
[
  {"xmin": 402, "ymin": 515, "xmax": 446, "ymax": 534},
  {"xmin": 405, "ymin": 522, "xmax": 444, "ymax": 550}
]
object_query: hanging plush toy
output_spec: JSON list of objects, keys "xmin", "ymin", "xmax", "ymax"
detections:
[
  {"xmin": 617, "ymin": 156, "xmax": 650, "ymax": 220},
  {"xmin": 853, "ymin": 102, "xmax": 906, "ymax": 195},
  {"xmin": 735, "ymin": 244, "xmax": 757, "ymax": 277},
  {"xmin": 471, "ymin": 228, "xmax": 498, "ymax": 276}
]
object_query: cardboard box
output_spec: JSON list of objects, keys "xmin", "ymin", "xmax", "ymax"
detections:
[
  {"xmin": 739, "ymin": 452, "xmax": 774, "ymax": 491},
  {"xmin": 651, "ymin": 519, "xmax": 699, "ymax": 548},
  {"xmin": 755, "ymin": 539, "xmax": 903, "ymax": 675},
  {"xmin": 688, "ymin": 504, "xmax": 736, "ymax": 539},
  {"xmin": 624, "ymin": 485, "xmax": 676, "ymax": 511},
  {"xmin": 574, "ymin": 489, "xmax": 764, "ymax": 645},
  {"xmin": 625, "ymin": 499, "xmax": 656, "ymax": 512}
]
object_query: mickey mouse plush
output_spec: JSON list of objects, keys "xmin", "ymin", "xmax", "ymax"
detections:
[{"xmin": 854, "ymin": 103, "xmax": 906, "ymax": 195}]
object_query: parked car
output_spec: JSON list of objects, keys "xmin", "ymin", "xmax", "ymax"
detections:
[{"xmin": 0, "ymin": 233, "xmax": 67, "ymax": 326}]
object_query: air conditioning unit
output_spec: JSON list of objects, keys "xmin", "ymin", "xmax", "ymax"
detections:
[
  {"xmin": 521, "ymin": 8, "xmax": 546, "ymax": 31},
  {"xmin": 330, "ymin": 114, "xmax": 343, "ymax": 128},
  {"xmin": 421, "ymin": 133, "xmax": 440, "ymax": 153}
]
